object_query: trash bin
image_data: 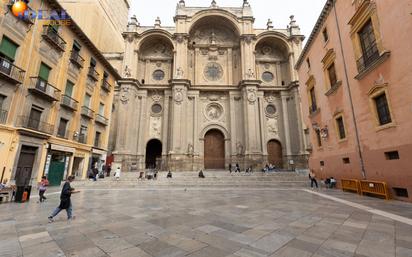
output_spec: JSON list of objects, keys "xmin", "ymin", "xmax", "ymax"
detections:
[{"xmin": 15, "ymin": 185, "xmax": 32, "ymax": 202}]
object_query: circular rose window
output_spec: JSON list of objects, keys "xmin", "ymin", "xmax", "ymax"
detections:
[
  {"xmin": 262, "ymin": 71, "xmax": 274, "ymax": 82},
  {"xmin": 153, "ymin": 70, "xmax": 165, "ymax": 81},
  {"xmin": 204, "ymin": 62, "xmax": 223, "ymax": 81},
  {"xmin": 266, "ymin": 104, "xmax": 277, "ymax": 115},
  {"xmin": 151, "ymin": 104, "xmax": 162, "ymax": 114}
]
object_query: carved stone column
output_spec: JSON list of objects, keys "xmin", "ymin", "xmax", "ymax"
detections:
[
  {"xmin": 169, "ymin": 79, "xmax": 190, "ymax": 169},
  {"xmin": 281, "ymin": 91, "xmax": 292, "ymax": 159},
  {"xmin": 240, "ymin": 80, "xmax": 262, "ymax": 166}
]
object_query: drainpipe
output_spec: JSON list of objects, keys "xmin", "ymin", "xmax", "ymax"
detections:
[{"xmin": 332, "ymin": 0, "xmax": 366, "ymax": 179}]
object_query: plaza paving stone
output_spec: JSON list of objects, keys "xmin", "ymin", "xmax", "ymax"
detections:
[{"xmin": 0, "ymin": 183, "xmax": 412, "ymax": 257}]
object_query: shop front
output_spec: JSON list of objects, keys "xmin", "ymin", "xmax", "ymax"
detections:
[{"xmin": 45, "ymin": 144, "xmax": 74, "ymax": 186}]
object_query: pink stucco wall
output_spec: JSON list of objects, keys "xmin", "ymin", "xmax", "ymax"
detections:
[{"xmin": 297, "ymin": 0, "xmax": 412, "ymax": 201}]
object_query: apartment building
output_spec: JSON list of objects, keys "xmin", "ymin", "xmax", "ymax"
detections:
[
  {"xmin": 0, "ymin": 0, "xmax": 120, "ymax": 188},
  {"xmin": 296, "ymin": 0, "xmax": 412, "ymax": 201}
]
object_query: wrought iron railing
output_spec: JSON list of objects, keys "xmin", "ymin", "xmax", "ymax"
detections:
[
  {"xmin": 0, "ymin": 56, "xmax": 25, "ymax": 83},
  {"xmin": 28, "ymin": 77, "xmax": 61, "ymax": 101},
  {"xmin": 95, "ymin": 114, "xmax": 108, "ymax": 126},
  {"xmin": 356, "ymin": 41, "xmax": 380, "ymax": 72},
  {"xmin": 101, "ymin": 80, "xmax": 112, "ymax": 92},
  {"xmin": 87, "ymin": 67, "xmax": 100, "ymax": 81},
  {"xmin": 81, "ymin": 106, "xmax": 94, "ymax": 119},
  {"xmin": 61, "ymin": 94, "xmax": 79, "ymax": 110},
  {"xmin": 42, "ymin": 26, "xmax": 66, "ymax": 51},
  {"xmin": 16, "ymin": 115, "xmax": 54, "ymax": 134},
  {"xmin": 69, "ymin": 50, "xmax": 85, "ymax": 68}
]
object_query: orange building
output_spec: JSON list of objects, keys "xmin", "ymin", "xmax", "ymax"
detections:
[{"xmin": 296, "ymin": 0, "xmax": 412, "ymax": 201}]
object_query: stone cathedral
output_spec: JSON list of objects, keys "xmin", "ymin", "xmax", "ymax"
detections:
[{"xmin": 109, "ymin": 0, "xmax": 308, "ymax": 171}]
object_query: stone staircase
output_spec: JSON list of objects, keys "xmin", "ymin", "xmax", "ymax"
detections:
[{"xmin": 71, "ymin": 170, "xmax": 310, "ymax": 188}]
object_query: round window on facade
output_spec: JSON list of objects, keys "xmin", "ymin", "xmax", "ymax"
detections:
[
  {"xmin": 153, "ymin": 70, "xmax": 165, "ymax": 81},
  {"xmin": 151, "ymin": 104, "xmax": 163, "ymax": 114},
  {"xmin": 266, "ymin": 104, "xmax": 277, "ymax": 115},
  {"xmin": 262, "ymin": 71, "xmax": 274, "ymax": 82}
]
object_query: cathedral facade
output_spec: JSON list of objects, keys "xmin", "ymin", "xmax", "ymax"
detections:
[{"xmin": 109, "ymin": 0, "xmax": 308, "ymax": 171}]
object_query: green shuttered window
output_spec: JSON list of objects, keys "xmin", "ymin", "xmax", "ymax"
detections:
[
  {"xmin": 0, "ymin": 36, "xmax": 18, "ymax": 61},
  {"xmin": 38, "ymin": 63, "xmax": 51, "ymax": 81}
]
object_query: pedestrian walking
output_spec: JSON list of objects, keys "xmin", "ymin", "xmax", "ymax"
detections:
[
  {"xmin": 38, "ymin": 176, "xmax": 49, "ymax": 203},
  {"xmin": 309, "ymin": 170, "xmax": 318, "ymax": 189},
  {"xmin": 48, "ymin": 176, "xmax": 79, "ymax": 222},
  {"xmin": 106, "ymin": 164, "xmax": 112, "ymax": 177},
  {"xmin": 235, "ymin": 163, "xmax": 240, "ymax": 173},
  {"xmin": 114, "ymin": 167, "xmax": 121, "ymax": 181},
  {"xmin": 229, "ymin": 164, "xmax": 232, "ymax": 173}
]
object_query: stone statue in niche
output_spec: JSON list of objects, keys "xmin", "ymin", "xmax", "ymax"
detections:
[
  {"xmin": 187, "ymin": 143, "xmax": 194, "ymax": 156},
  {"xmin": 176, "ymin": 67, "xmax": 184, "ymax": 79},
  {"xmin": 124, "ymin": 65, "xmax": 131, "ymax": 78},
  {"xmin": 246, "ymin": 68, "xmax": 255, "ymax": 79},
  {"xmin": 236, "ymin": 141, "xmax": 244, "ymax": 156}
]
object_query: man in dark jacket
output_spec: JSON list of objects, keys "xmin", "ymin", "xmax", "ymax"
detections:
[{"xmin": 48, "ymin": 176, "xmax": 79, "ymax": 222}]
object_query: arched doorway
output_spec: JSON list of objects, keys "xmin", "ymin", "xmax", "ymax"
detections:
[
  {"xmin": 145, "ymin": 139, "xmax": 162, "ymax": 169},
  {"xmin": 267, "ymin": 140, "xmax": 283, "ymax": 168},
  {"xmin": 204, "ymin": 129, "xmax": 225, "ymax": 169}
]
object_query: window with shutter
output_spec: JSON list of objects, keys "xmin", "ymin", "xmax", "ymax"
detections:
[
  {"xmin": 65, "ymin": 81, "xmax": 74, "ymax": 96},
  {"xmin": 0, "ymin": 36, "xmax": 18, "ymax": 61},
  {"xmin": 38, "ymin": 63, "xmax": 51, "ymax": 81}
]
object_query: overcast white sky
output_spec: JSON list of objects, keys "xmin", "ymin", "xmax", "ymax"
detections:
[{"xmin": 129, "ymin": 0, "xmax": 326, "ymax": 44}]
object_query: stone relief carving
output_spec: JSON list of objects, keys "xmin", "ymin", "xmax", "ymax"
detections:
[
  {"xmin": 152, "ymin": 93, "xmax": 162, "ymax": 102},
  {"xmin": 265, "ymin": 95, "xmax": 276, "ymax": 103},
  {"xmin": 120, "ymin": 86, "xmax": 130, "ymax": 104},
  {"xmin": 205, "ymin": 103, "xmax": 223, "ymax": 120},
  {"xmin": 174, "ymin": 88, "xmax": 184, "ymax": 104},
  {"xmin": 149, "ymin": 117, "xmax": 162, "ymax": 139},
  {"xmin": 191, "ymin": 27, "xmax": 235, "ymax": 45},
  {"xmin": 267, "ymin": 117, "xmax": 279, "ymax": 135},
  {"xmin": 247, "ymin": 88, "xmax": 257, "ymax": 104}
]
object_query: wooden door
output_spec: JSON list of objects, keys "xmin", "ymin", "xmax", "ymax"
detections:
[
  {"xmin": 204, "ymin": 130, "xmax": 225, "ymax": 169},
  {"xmin": 15, "ymin": 146, "xmax": 37, "ymax": 186},
  {"xmin": 267, "ymin": 140, "xmax": 283, "ymax": 168}
]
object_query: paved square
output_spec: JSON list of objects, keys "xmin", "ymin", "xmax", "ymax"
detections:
[{"xmin": 1, "ymin": 186, "xmax": 412, "ymax": 257}]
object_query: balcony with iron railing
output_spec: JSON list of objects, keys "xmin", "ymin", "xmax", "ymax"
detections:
[
  {"xmin": 0, "ymin": 110, "xmax": 8, "ymax": 124},
  {"xmin": 28, "ymin": 77, "xmax": 61, "ymax": 101},
  {"xmin": 81, "ymin": 106, "xmax": 94, "ymax": 119},
  {"xmin": 69, "ymin": 50, "xmax": 85, "ymax": 68},
  {"xmin": 60, "ymin": 94, "xmax": 79, "ymax": 111},
  {"xmin": 101, "ymin": 79, "xmax": 112, "ymax": 92},
  {"xmin": 0, "ymin": 56, "xmax": 25, "ymax": 84},
  {"xmin": 16, "ymin": 116, "xmax": 54, "ymax": 135},
  {"xmin": 87, "ymin": 67, "xmax": 100, "ymax": 81},
  {"xmin": 41, "ymin": 26, "xmax": 66, "ymax": 52},
  {"xmin": 7, "ymin": 1, "xmax": 35, "ymax": 24},
  {"xmin": 356, "ymin": 42, "xmax": 380, "ymax": 73},
  {"xmin": 77, "ymin": 133, "xmax": 87, "ymax": 144},
  {"xmin": 95, "ymin": 114, "xmax": 108, "ymax": 126}
]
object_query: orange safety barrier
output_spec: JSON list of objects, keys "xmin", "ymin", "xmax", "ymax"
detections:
[
  {"xmin": 341, "ymin": 179, "xmax": 360, "ymax": 194},
  {"xmin": 360, "ymin": 180, "xmax": 390, "ymax": 200}
]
